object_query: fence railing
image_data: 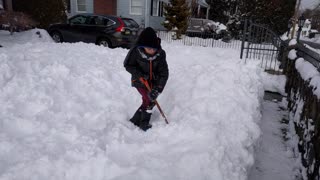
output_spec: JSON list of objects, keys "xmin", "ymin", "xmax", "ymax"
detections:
[
  {"xmin": 240, "ymin": 20, "xmax": 285, "ymax": 72},
  {"xmin": 296, "ymin": 43, "xmax": 320, "ymax": 72},
  {"xmin": 284, "ymin": 42, "xmax": 320, "ymax": 180},
  {"xmin": 156, "ymin": 30, "xmax": 242, "ymax": 50}
]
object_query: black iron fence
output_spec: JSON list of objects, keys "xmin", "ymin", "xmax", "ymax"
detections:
[
  {"xmin": 157, "ymin": 20, "xmax": 320, "ymax": 73},
  {"xmin": 284, "ymin": 42, "xmax": 320, "ymax": 180},
  {"xmin": 156, "ymin": 30, "xmax": 242, "ymax": 50},
  {"xmin": 240, "ymin": 19, "xmax": 286, "ymax": 72},
  {"xmin": 296, "ymin": 43, "xmax": 320, "ymax": 71},
  {"xmin": 157, "ymin": 20, "xmax": 286, "ymax": 72}
]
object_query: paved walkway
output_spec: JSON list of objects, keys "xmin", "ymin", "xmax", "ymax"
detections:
[{"xmin": 248, "ymin": 92, "xmax": 298, "ymax": 180}]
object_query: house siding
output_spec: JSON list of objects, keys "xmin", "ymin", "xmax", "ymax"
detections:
[{"xmin": 149, "ymin": 16, "xmax": 166, "ymax": 30}]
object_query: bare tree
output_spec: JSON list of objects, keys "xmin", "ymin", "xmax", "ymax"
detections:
[{"xmin": 0, "ymin": 11, "xmax": 37, "ymax": 35}]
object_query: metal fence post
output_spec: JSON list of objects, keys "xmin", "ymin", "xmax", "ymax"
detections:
[{"xmin": 240, "ymin": 18, "xmax": 248, "ymax": 59}]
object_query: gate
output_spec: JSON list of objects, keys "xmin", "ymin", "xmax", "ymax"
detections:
[{"xmin": 240, "ymin": 19, "xmax": 285, "ymax": 72}]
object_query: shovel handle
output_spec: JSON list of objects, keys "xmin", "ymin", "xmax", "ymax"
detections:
[{"xmin": 139, "ymin": 77, "xmax": 169, "ymax": 124}]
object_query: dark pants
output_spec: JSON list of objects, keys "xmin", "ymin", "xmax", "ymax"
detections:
[
  {"xmin": 136, "ymin": 87, "xmax": 155, "ymax": 111},
  {"xmin": 129, "ymin": 87, "xmax": 154, "ymax": 131}
]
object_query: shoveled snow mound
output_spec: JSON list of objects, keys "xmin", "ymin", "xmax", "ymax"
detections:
[{"xmin": 0, "ymin": 39, "xmax": 263, "ymax": 180}]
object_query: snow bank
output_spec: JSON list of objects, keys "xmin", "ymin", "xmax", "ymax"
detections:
[
  {"xmin": 295, "ymin": 58, "xmax": 320, "ymax": 97},
  {"xmin": 260, "ymin": 72, "xmax": 287, "ymax": 96},
  {"xmin": 288, "ymin": 49, "xmax": 297, "ymax": 60},
  {"xmin": 0, "ymin": 38, "xmax": 263, "ymax": 179},
  {"xmin": 0, "ymin": 29, "xmax": 53, "ymax": 47},
  {"xmin": 289, "ymin": 39, "xmax": 297, "ymax": 46}
]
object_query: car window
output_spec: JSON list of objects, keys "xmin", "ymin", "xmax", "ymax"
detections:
[
  {"xmin": 69, "ymin": 15, "xmax": 88, "ymax": 25},
  {"xmin": 122, "ymin": 19, "xmax": 139, "ymax": 28},
  {"xmin": 88, "ymin": 16, "xmax": 115, "ymax": 26},
  {"xmin": 101, "ymin": 17, "xmax": 115, "ymax": 26}
]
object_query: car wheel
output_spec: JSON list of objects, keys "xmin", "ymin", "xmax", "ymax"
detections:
[
  {"xmin": 50, "ymin": 31, "xmax": 63, "ymax": 43},
  {"xmin": 97, "ymin": 38, "xmax": 112, "ymax": 48}
]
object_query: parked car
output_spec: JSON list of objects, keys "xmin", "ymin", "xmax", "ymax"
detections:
[
  {"xmin": 48, "ymin": 13, "xmax": 140, "ymax": 48},
  {"xmin": 186, "ymin": 18, "xmax": 216, "ymax": 38},
  {"xmin": 186, "ymin": 18, "xmax": 231, "ymax": 41}
]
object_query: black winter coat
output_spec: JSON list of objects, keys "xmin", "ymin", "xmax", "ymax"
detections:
[{"xmin": 124, "ymin": 46, "xmax": 169, "ymax": 92}]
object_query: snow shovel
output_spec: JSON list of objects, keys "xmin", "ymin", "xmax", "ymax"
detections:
[{"xmin": 139, "ymin": 77, "xmax": 169, "ymax": 124}]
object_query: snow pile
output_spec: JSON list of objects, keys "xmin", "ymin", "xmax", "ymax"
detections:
[
  {"xmin": 260, "ymin": 73, "xmax": 287, "ymax": 96},
  {"xmin": 204, "ymin": 21, "xmax": 227, "ymax": 34},
  {"xmin": 280, "ymin": 34, "xmax": 289, "ymax": 41},
  {"xmin": 301, "ymin": 34, "xmax": 320, "ymax": 44},
  {"xmin": 0, "ymin": 30, "xmax": 264, "ymax": 180},
  {"xmin": 295, "ymin": 58, "xmax": 320, "ymax": 97},
  {"xmin": 211, "ymin": 22, "xmax": 227, "ymax": 34},
  {"xmin": 288, "ymin": 49, "xmax": 297, "ymax": 60},
  {"xmin": 0, "ymin": 29, "xmax": 53, "ymax": 47},
  {"xmin": 287, "ymin": 45, "xmax": 320, "ymax": 97},
  {"xmin": 289, "ymin": 39, "xmax": 297, "ymax": 46}
]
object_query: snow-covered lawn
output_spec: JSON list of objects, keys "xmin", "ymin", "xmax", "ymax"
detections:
[{"xmin": 0, "ymin": 30, "xmax": 264, "ymax": 180}]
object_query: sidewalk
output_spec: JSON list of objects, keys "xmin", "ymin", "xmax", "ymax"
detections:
[{"xmin": 248, "ymin": 92, "xmax": 299, "ymax": 180}]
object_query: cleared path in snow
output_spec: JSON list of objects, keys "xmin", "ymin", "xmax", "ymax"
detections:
[{"xmin": 248, "ymin": 92, "xmax": 299, "ymax": 180}]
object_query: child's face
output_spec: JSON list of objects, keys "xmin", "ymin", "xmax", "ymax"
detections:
[{"xmin": 144, "ymin": 47, "xmax": 157, "ymax": 55}]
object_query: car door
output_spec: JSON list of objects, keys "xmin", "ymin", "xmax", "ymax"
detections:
[
  {"xmin": 79, "ymin": 16, "xmax": 103, "ymax": 43},
  {"xmin": 80, "ymin": 16, "xmax": 116, "ymax": 44},
  {"xmin": 122, "ymin": 18, "xmax": 139, "ymax": 37},
  {"xmin": 121, "ymin": 18, "xmax": 139, "ymax": 45},
  {"xmin": 65, "ymin": 15, "xmax": 89, "ymax": 42}
]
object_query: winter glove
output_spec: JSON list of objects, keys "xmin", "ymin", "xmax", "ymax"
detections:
[
  {"xmin": 148, "ymin": 88, "xmax": 160, "ymax": 101},
  {"xmin": 139, "ymin": 74, "xmax": 149, "ymax": 81}
]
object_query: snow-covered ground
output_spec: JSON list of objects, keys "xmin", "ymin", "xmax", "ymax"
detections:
[{"xmin": 0, "ymin": 29, "xmax": 297, "ymax": 180}]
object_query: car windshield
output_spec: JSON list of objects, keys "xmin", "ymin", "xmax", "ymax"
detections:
[{"xmin": 122, "ymin": 19, "xmax": 139, "ymax": 28}]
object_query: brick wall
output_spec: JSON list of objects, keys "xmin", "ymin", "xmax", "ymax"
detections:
[{"xmin": 94, "ymin": 0, "xmax": 116, "ymax": 15}]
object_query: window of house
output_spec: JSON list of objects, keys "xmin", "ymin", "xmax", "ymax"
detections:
[
  {"xmin": 152, "ymin": 0, "xmax": 159, "ymax": 16},
  {"xmin": 151, "ymin": 0, "xmax": 166, "ymax": 17},
  {"xmin": 130, "ymin": 0, "xmax": 143, "ymax": 15},
  {"xmin": 77, "ymin": 0, "xmax": 86, "ymax": 12},
  {"xmin": 0, "ymin": 0, "xmax": 4, "ymax": 9}
]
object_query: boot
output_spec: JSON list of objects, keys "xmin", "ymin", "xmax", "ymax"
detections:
[
  {"xmin": 139, "ymin": 111, "xmax": 152, "ymax": 131},
  {"xmin": 129, "ymin": 109, "xmax": 142, "ymax": 126}
]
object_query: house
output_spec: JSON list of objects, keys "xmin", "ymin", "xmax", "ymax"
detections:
[
  {"xmin": 67, "ymin": 0, "xmax": 168, "ymax": 30},
  {"xmin": 68, "ymin": 0, "xmax": 210, "ymax": 30},
  {"xmin": 2, "ymin": 0, "xmax": 210, "ymax": 31},
  {"xmin": 189, "ymin": 0, "xmax": 209, "ymax": 19},
  {"xmin": 289, "ymin": 19, "xmax": 312, "ymax": 38},
  {"xmin": 301, "ymin": 19, "xmax": 311, "ymax": 37}
]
